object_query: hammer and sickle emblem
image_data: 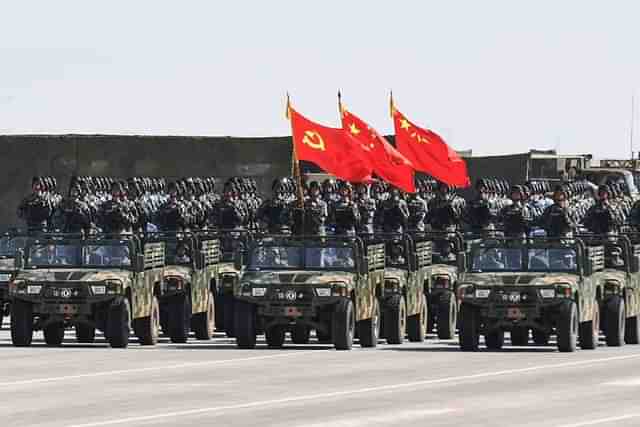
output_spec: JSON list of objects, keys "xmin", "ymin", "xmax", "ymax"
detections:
[{"xmin": 302, "ymin": 130, "xmax": 326, "ymax": 151}]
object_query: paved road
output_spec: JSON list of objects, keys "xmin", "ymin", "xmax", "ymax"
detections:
[{"xmin": 1, "ymin": 319, "xmax": 640, "ymax": 427}]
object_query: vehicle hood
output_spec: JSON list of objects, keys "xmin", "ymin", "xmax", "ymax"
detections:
[
  {"xmin": 242, "ymin": 270, "xmax": 356, "ymax": 286},
  {"xmin": 461, "ymin": 272, "xmax": 580, "ymax": 287},
  {"xmin": 15, "ymin": 268, "xmax": 133, "ymax": 283}
]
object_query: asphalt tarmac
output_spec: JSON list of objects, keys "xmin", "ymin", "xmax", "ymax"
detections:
[{"xmin": 1, "ymin": 319, "xmax": 639, "ymax": 427}]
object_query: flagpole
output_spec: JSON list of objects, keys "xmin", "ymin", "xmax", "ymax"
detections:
[{"xmin": 286, "ymin": 94, "xmax": 305, "ymax": 210}]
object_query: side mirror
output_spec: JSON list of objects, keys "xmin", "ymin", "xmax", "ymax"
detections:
[
  {"xmin": 136, "ymin": 254, "xmax": 145, "ymax": 272},
  {"xmin": 234, "ymin": 250, "xmax": 244, "ymax": 271},
  {"xmin": 456, "ymin": 252, "xmax": 467, "ymax": 272},
  {"xmin": 14, "ymin": 249, "xmax": 24, "ymax": 270}
]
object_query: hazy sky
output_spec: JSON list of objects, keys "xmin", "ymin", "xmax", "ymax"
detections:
[{"xmin": 1, "ymin": 1, "xmax": 639, "ymax": 158}]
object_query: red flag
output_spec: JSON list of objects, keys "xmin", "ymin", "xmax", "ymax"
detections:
[
  {"xmin": 340, "ymin": 106, "xmax": 416, "ymax": 193},
  {"xmin": 288, "ymin": 105, "xmax": 373, "ymax": 182},
  {"xmin": 392, "ymin": 103, "xmax": 470, "ymax": 188}
]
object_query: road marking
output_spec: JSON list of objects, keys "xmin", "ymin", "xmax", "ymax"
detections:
[
  {"xmin": 555, "ymin": 414, "xmax": 640, "ymax": 427},
  {"xmin": 603, "ymin": 377, "xmax": 640, "ymax": 386},
  {"xmin": 294, "ymin": 408, "xmax": 456, "ymax": 427},
  {"xmin": 67, "ymin": 353, "xmax": 640, "ymax": 427},
  {"xmin": 0, "ymin": 351, "xmax": 322, "ymax": 387}
]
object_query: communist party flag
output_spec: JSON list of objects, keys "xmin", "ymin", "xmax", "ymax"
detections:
[
  {"xmin": 287, "ymin": 103, "xmax": 373, "ymax": 182},
  {"xmin": 392, "ymin": 99, "xmax": 470, "ymax": 188},
  {"xmin": 340, "ymin": 100, "xmax": 416, "ymax": 193}
]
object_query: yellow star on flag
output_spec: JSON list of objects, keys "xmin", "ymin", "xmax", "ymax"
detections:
[
  {"xmin": 400, "ymin": 119, "xmax": 410, "ymax": 131},
  {"xmin": 349, "ymin": 123, "xmax": 361, "ymax": 135}
]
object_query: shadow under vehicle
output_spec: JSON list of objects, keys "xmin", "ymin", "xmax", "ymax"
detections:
[
  {"xmin": 378, "ymin": 233, "xmax": 431, "ymax": 344},
  {"xmin": 457, "ymin": 237, "xmax": 604, "ymax": 352},
  {"xmin": 154, "ymin": 231, "xmax": 220, "ymax": 343},
  {"xmin": 0, "ymin": 232, "xmax": 27, "ymax": 325},
  {"xmin": 8, "ymin": 233, "xmax": 165, "ymax": 348},
  {"xmin": 233, "ymin": 235, "xmax": 385, "ymax": 350},
  {"xmin": 420, "ymin": 232, "xmax": 467, "ymax": 340}
]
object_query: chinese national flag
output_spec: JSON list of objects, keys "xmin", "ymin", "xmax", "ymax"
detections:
[
  {"xmin": 341, "ymin": 107, "xmax": 416, "ymax": 193},
  {"xmin": 392, "ymin": 104, "xmax": 470, "ymax": 188},
  {"xmin": 288, "ymin": 106, "xmax": 373, "ymax": 182}
]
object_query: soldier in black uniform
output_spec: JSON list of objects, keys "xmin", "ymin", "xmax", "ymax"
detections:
[
  {"xmin": 464, "ymin": 179, "xmax": 496, "ymax": 234},
  {"xmin": 381, "ymin": 187, "xmax": 410, "ymax": 233},
  {"xmin": 428, "ymin": 183, "xmax": 462, "ymax": 232},
  {"xmin": 257, "ymin": 178, "xmax": 293, "ymax": 234},
  {"xmin": 52, "ymin": 184, "xmax": 94, "ymax": 233},
  {"xmin": 332, "ymin": 182, "xmax": 360, "ymax": 235},
  {"xmin": 303, "ymin": 181, "xmax": 328, "ymax": 235},
  {"xmin": 499, "ymin": 185, "xmax": 534, "ymax": 238},
  {"xmin": 354, "ymin": 183, "xmax": 377, "ymax": 235},
  {"xmin": 17, "ymin": 177, "xmax": 55, "ymax": 232},
  {"xmin": 210, "ymin": 181, "xmax": 247, "ymax": 230},
  {"xmin": 583, "ymin": 185, "xmax": 623, "ymax": 235},
  {"xmin": 98, "ymin": 181, "xmax": 138, "ymax": 234},
  {"xmin": 540, "ymin": 186, "xmax": 576, "ymax": 238},
  {"xmin": 406, "ymin": 183, "xmax": 428, "ymax": 233}
]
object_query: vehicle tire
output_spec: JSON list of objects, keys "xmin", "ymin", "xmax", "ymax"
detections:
[
  {"xmin": 159, "ymin": 306, "xmax": 169, "ymax": 336},
  {"xmin": 266, "ymin": 326, "xmax": 286, "ymax": 348},
  {"xmin": 135, "ymin": 296, "xmax": 160, "ymax": 346},
  {"xmin": 333, "ymin": 299, "xmax": 355, "ymax": 350},
  {"xmin": 579, "ymin": 302, "xmax": 599, "ymax": 350},
  {"xmin": 485, "ymin": 329, "xmax": 504, "ymax": 350},
  {"xmin": 437, "ymin": 292, "xmax": 457, "ymax": 340},
  {"xmin": 384, "ymin": 295, "xmax": 406, "ymax": 345},
  {"xmin": 107, "ymin": 298, "xmax": 131, "ymax": 348},
  {"xmin": 44, "ymin": 323, "xmax": 65, "ymax": 346},
  {"xmin": 291, "ymin": 324, "xmax": 310, "ymax": 344},
  {"xmin": 316, "ymin": 323, "xmax": 332, "ymax": 343},
  {"xmin": 234, "ymin": 300, "xmax": 256, "ymax": 349},
  {"xmin": 459, "ymin": 303, "xmax": 480, "ymax": 351},
  {"xmin": 510, "ymin": 327, "xmax": 529, "ymax": 346},
  {"xmin": 10, "ymin": 300, "xmax": 33, "ymax": 347},
  {"xmin": 605, "ymin": 296, "xmax": 625, "ymax": 347},
  {"xmin": 557, "ymin": 300, "xmax": 578, "ymax": 353},
  {"xmin": 193, "ymin": 292, "xmax": 215, "ymax": 340},
  {"xmin": 625, "ymin": 314, "xmax": 640, "ymax": 345},
  {"xmin": 168, "ymin": 295, "xmax": 190, "ymax": 344},
  {"xmin": 75, "ymin": 324, "xmax": 96, "ymax": 344},
  {"xmin": 532, "ymin": 329, "xmax": 549, "ymax": 346},
  {"xmin": 358, "ymin": 299, "xmax": 380, "ymax": 348},
  {"xmin": 224, "ymin": 296, "xmax": 236, "ymax": 338},
  {"xmin": 214, "ymin": 291, "xmax": 224, "ymax": 330},
  {"xmin": 407, "ymin": 294, "xmax": 427, "ymax": 342}
]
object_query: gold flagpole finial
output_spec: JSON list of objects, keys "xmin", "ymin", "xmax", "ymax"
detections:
[
  {"xmin": 338, "ymin": 90, "xmax": 344, "ymax": 116},
  {"xmin": 389, "ymin": 90, "xmax": 396, "ymax": 118},
  {"xmin": 285, "ymin": 92, "xmax": 291, "ymax": 120}
]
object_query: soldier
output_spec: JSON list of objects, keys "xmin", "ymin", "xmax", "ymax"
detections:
[
  {"xmin": 499, "ymin": 185, "xmax": 534, "ymax": 238},
  {"xmin": 381, "ymin": 187, "xmax": 410, "ymax": 233},
  {"xmin": 354, "ymin": 183, "xmax": 377, "ymax": 235},
  {"xmin": 257, "ymin": 178, "xmax": 293, "ymax": 234},
  {"xmin": 464, "ymin": 179, "xmax": 496, "ymax": 234},
  {"xmin": 332, "ymin": 182, "xmax": 360, "ymax": 236},
  {"xmin": 583, "ymin": 185, "xmax": 623, "ymax": 235},
  {"xmin": 406, "ymin": 183, "xmax": 428, "ymax": 233},
  {"xmin": 17, "ymin": 177, "xmax": 55, "ymax": 232},
  {"xmin": 52, "ymin": 184, "xmax": 94, "ymax": 233},
  {"xmin": 98, "ymin": 181, "xmax": 138, "ymax": 234},
  {"xmin": 428, "ymin": 182, "xmax": 463, "ymax": 232},
  {"xmin": 540, "ymin": 186, "xmax": 576, "ymax": 238},
  {"xmin": 302, "ymin": 181, "xmax": 328, "ymax": 235}
]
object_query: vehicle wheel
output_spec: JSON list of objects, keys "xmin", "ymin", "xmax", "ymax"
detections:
[
  {"xmin": 333, "ymin": 299, "xmax": 355, "ymax": 350},
  {"xmin": 532, "ymin": 329, "xmax": 549, "ymax": 346},
  {"xmin": 579, "ymin": 302, "xmax": 599, "ymax": 350},
  {"xmin": 214, "ymin": 291, "xmax": 224, "ymax": 330},
  {"xmin": 266, "ymin": 326, "xmax": 286, "ymax": 348},
  {"xmin": 459, "ymin": 303, "xmax": 480, "ymax": 351},
  {"xmin": 193, "ymin": 292, "xmax": 215, "ymax": 340},
  {"xmin": 75, "ymin": 324, "xmax": 96, "ymax": 343},
  {"xmin": 625, "ymin": 314, "xmax": 640, "ymax": 344},
  {"xmin": 159, "ymin": 306, "xmax": 169, "ymax": 336},
  {"xmin": 10, "ymin": 300, "xmax": 33, "ymax": 347},
  {"xmin": 510, "ymin": 327, "xmax": 529, "ymax": 346},
  {"xmin": 605, "ymin": 296, "xmax": 625, "ymax": 347},
  {"xmin": 135, "ymin": 296, "xmax": 160, "ymax": 346},
  {"xmin": 437, "ymin": 292, "xmax": 457, "ymax": 340},
  {"xmin": 234, "ymin": 300, "xmax": 256, "ymax": 349},
  {"xmin": 316, "ymin": 322, "xmax": 332, "ymax": 343},
  {"xmin": 384, "ymin": 295, "xmax": 406, "ymax": 345},
  {"xmin": 557, "ymin": 300, "xmax": 578, "ymax": 352},
  {"xmin": 291, "ymin": 324, "xmax": 310, "ymax": 344},
  {"xmin": 485, "ymin": 329, "xmax": 504, "ymax": 350},
  {"xmin": 358, "ymin": 299, "xmax": 380, "ymax": 348},
  {"xmin": 224, "ymin": 296, "xmax": 236, "ymax": 338},
  {"xmin": 107, "ymin": 298, "xmax": 131, "ymax": 348},
  {"xmin": 168, "ymin": 295, "xmax": 190, "ymax": 343},
  {"xmin": 44, "ymin": 323, "xmax": 65, "ymax": 346},
  {"xmin": 407, "ymin": 294, "xmax": 427, "ymax": 342}
]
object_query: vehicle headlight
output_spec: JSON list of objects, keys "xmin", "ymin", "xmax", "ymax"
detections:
[
  {"xmin": 91, "ymin": 285, "xmax": 106, "ymax": 295},
  {"xmin": 434, "ymin": 276, "xmax": 451, "ymax": 289},
  {"xmin": 555, "ymin": 283, "xmax": 573, "ymax": 298},
  {"xmin": 27, "ymin": 285, "xmax": 42, "ymax": 295},
  {"xmin": 222, "ymin": 273, "xmax": 237, "ymax": 288},
  {"xmin": 105, "ymin": 279, "xmax": 123, "ymax": 295},
  {"xmin": 457, "ymin": 284, "xmax": 474, "ymax": 299},
  {"xmin": 252, "ymin": 287, "xmax": 267, "ymax": 297},
  {"xmin": 315, "ymin": 288, "xmax": 331, "ymax": 297},
  {"xmin": 540, "ymin": 288, "xmax": 556, "ymax": 299},
  {"xmin": 475, "ymin": 289, "xmax": 490, "ymax": 298},
  {"xmin": 604, "ymin": 281, "xmax": 621, "ymax": 295},
  {"xmin": 241, "ymin": 283, "xmax": 251, "ymax": 296},
  {"xmin": 331, "ymin": 282, "xmax": 349, "ymax": 297}
]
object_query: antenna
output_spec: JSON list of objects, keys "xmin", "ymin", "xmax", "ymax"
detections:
[{"xmin": 631, "ymin": 93, "xmax": 635, "ymax": 160}]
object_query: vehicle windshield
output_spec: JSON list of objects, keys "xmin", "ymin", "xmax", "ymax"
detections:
[
  {"xmin": 249, "ymin": 246, "xmax": 303, "ymax": 269},
  {"xmin": 83, "ymin": 244, "xmax": 132, "ymax": 267},
  {"xmin": 471, "ymin": 247, "xmax": 523, "ymax": 272},
  {"xmin": 528, "ymin": 248, "xmax": 577, "ymax": 272},
  {"xmin": 305, "ymin": 247, "xmax": 355, "ymax": 269},
  {"xmin": 0, "ymin": 237, "xmax": 27, "ymax": 257},
  {"xmin": 27, "ymin": 244, "xmax": 82, "ymax": 267},
  {"xmin": 165, "ymin": 240, "xmax": 192, "ymax": 266}
]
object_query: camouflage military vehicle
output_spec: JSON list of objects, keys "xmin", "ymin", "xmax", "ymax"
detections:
[
  {"xmin": 214, "ymin": 230, "xmax": 252, "ymax": 338},
  {"xmin": 422, "ymin": 232, "xmax": 467, "ymax": 339},
  {"xmin": 0, "ymin": 233, "xmax": 27, "ymax": 326},
  {"xmin": 234, "ymin": 235, "xmax": 385, "ymax": 350},
  {"xmin": 9, "ymin": 233, "xmax": 165, "ymax": 348},
  {"xmin": 156, "ymin": 231, "xmax": 220, "ymax": 343},
  {"xmin": 379, "ymin": 234, "xmax": 431, "ymax": 344},
  {"xmin": 457, "ymin": 237, "xmax": 603, "ymax": 352},
  {"xmin": 585, "ymin": 233, "xmax": 640, "ymax": 346}
]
